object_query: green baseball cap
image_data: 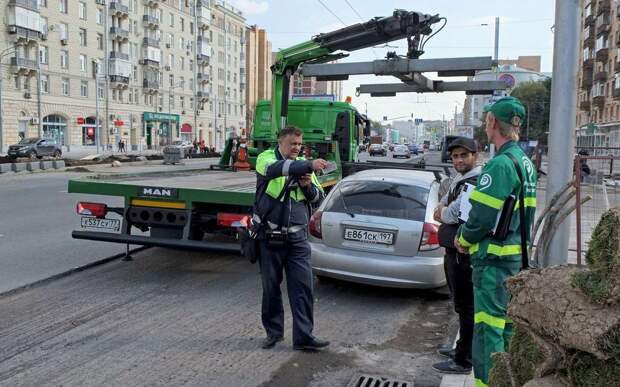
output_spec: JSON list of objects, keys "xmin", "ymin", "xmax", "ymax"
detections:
[{"xmin": 483, "ymin": 96, "xmax": 526, "ymax": 126}]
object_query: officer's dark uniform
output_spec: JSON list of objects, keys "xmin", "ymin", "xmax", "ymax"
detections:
[{"xmin": 255, "ymin": 147, "xmax": 323, "ymax": 346}]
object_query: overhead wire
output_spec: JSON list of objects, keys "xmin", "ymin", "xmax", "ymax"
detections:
[{"xmin": 342, "ymin": 0, "xmax": 378, "ymax": 59}]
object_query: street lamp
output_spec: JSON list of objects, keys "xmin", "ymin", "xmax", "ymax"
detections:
[
  {"xmin": 0, "ymin": 46, "xmax": 16, "ymax": 153},
  {"xmin": 167, "ymin": 80, "xmax": 185, "ymax": 145}
]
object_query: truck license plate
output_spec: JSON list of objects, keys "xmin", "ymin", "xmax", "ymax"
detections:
[
  {"xmin": 344, "ymin": 228, "xmax": 394, "ymax": 245},
  {"xmin": 81, "ymin": 217, "xmax": 121, "ymax": 232}
]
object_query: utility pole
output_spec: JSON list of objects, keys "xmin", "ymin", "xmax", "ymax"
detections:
[
  {"xmin": 104, "ymin": 0, "xmax": 110, "ymax": 151},
  {"xmin": 545, "ymin": 0, "xmax": 580, "ymax": 266},
  {"xmin": 490, "ymin": 16, "xmax": 500, "ymax": 158},
  {"xmin": 36, "ymin": 42, "xmax": 42, "ymax": 138}
]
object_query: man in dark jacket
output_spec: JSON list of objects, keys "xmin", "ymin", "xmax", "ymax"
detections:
[
  {"xmin": 432, "ymin": 137, "xmax": 481, "ymax": 374},
  {"xmin": 254, "ymin": 126, "xmax": 330, "ymax": 351}
]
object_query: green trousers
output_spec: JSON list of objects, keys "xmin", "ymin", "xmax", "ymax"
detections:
[{"xmin": 472, "ymin": 262, "xmax": 521, "ymax": 387}]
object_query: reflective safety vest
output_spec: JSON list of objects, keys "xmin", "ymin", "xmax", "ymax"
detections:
[{"xmin": 255, "ymin": 149, "xmax": 323, "ymax": 202}]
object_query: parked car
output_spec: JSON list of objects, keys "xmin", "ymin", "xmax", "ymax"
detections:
[
  {"xmin": 407, "ymin": 143, "xmax": 419, "ymax": 155},
  {"xmin": 392, "ymin": 144, "xmax": 411, "ymax": 158},
  {"xmin": 170, "ymin": 140, "xmax": 194, "ymax": 157},
  {"xmin": 309, "ymin": 169, "xmax": 446, "ymax": 289},
  {"xmin": 368, "ymin": 144, "xmax": 386, "ymax": 157},
  {"xmin": 8, "ymin": 137, "xmax": 62, "ymax": 160}
]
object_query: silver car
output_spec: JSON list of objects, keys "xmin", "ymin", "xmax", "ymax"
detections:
[
  {"xmin": 309, "ymin": 169, "xmax": 446, "ymax": 289},
  {"xmin": 392, "ymin": 144, "xmax": 411, "ymax": 158}
]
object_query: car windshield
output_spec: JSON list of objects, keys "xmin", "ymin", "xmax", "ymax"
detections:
[
  {"xmin": 325, "ymin": 180, "xmax": 429, "ymax": 221},
  {"xmin": 172, "ymin": 141, "xmax": 183, "ymax": 145},
  {"xmin": 395, "ymin": 146, "xmax": 407, "ymax": 151},
  {"xmin": 18, "ymin": 138, "xmax": 39, "ymax": 145}
]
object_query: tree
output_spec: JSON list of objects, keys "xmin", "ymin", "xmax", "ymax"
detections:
[{"xmin": 510, "ymin": 78, "xmax": 552, "ymax": 144}]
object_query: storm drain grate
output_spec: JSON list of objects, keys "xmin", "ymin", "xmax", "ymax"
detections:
[{"xmin": 346, "ymin": 373, "xmax": 414, "ymax": 387}]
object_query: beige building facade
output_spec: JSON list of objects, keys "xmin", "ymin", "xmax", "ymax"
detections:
[
  {"xmin": 577, "ymin": 0, "xmax": 620, "ymax": 148},
  {"xmin": 0, "ymin": 0, "xmax": 246, "ymax": 153},
  {"xmin": 244, "ymin": 25, "xmax": 271, "ymax": 133}
]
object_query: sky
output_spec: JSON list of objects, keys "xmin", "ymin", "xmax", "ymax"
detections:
[{"xmin": 229, "ymin": 0, "xmax": 556, "ymax": 123}]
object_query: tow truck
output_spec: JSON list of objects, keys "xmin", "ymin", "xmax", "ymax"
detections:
[{"xmin": 69, "ymin": 9, "xmax": 506, "ymax": 253}]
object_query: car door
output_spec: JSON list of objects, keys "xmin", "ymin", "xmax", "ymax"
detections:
[{"xmin": 35, "ymin": 139, "xmax": 47, "ymax": 155}]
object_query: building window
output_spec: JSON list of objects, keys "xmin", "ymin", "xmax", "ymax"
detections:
[
  {"xmin": 180, "ymin": 17, "xmax": 185, "ymax": 32},
  {"xmin": 59, "ymin": 23, "xmax": 68, "ymax": 40},
  {"xmin": 189, "ymin": 60, "xmax": 193, "ymax": 71},
  {"xmin": 96, "ymin": 9, "xmax": 103, "ymax": 24},
  {"xmin": 180, "ymin": 96, "xmax": 185, "ymax": 109},
  {"xmin": 79, "ymin": 1, "xmax": 86, "ymax": 20},
  {"xmin": 81, "ymin": 81, "xmax": 88, "ymax": 97},
  {"xmin": 180, "ymin": 57, "xmax": 185, "ymax": 70},
  {"xmin": 39, "ymin": 46, "xmax": 49, "ymax": 64},
  {"xmin": 59, "ymin": 0, "xmax": 67, "ymax": 13},
  {"xmin": 97, "ymin": 84, "xmax": 104, "ymax": 99},
  {"xmin": 97, "ymin": 33, "xmax": 104, "ymax": 50},
  {"xmin": 169, "ymin": 74, "xmax": 174, "ymax": 86},
  {"xmin": 60, "ymin": 50, "xmax": 68, "ymax": 69},
  {"xmin": 79, "ymin": 29, "xmax": 87, "ymax": 46},
  {"xmin": 62, "ymin": 78, "xmax": 69, "ymax": 96},
  {"xmin": 40, "ymin": 74, "xmax": 49, "ymax": 93},
  {"xmin": 169, "ymin": 12, "xmax": 174, "ymax": 27},
  {"xmin": 80, "ymin": 54, "xmax": 87, "ymax": 72},
  {"xmin": 38, "ymin": 0, "xmax": 47, "ymax": 7}
]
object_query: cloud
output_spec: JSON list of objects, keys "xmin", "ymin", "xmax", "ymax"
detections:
[{"xmin": 231, "ymin": 0, "xmax": 269, "ymax": 15}]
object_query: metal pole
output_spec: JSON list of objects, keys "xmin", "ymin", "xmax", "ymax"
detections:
[
  {"xmin": 545, "ymin": 0, "xmax": 580, "ymax": 266},
  {"xmin": 489, "ymin": 17, "xmax": 500, "ymax": 158},
  {"xmin": 574, "ymin": 154, "xmax": 582, "ymax": 266},
  {"xmin": 0, "ymin": 69, "xmax": 3, "ymax": 154},
  {"xmin": 36, "ymin": 43, "xmax": 42, "ymax": 138},
  {"xmin": 104, "ymin": 1, "xmax": 110, "ymax": 152},
  {"xmin": 95, "ymin": 77, "xmax": 100, "ymax": 154}
]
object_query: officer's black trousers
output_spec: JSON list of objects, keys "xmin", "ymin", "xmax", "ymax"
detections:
[
  {"xmin": 444, "ymin": 247, "xmax": 474, "ymax": 368},
  {"xmin": 258, "ymin": 239, "xmax": 314, "ymax": 345}
]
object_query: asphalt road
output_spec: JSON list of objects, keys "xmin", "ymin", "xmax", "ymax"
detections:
[
  {"xmin": 0, "ymin": 159, "xmax": 218, "ymax": 294},
  {"xmin": 0, "ymin": 248, "xmax": 454, "ymax": 387}
]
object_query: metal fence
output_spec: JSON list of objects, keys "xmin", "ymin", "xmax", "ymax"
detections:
[{"xmin": 574, "ymin": 152, "xmax": 620, "ymax": 264}]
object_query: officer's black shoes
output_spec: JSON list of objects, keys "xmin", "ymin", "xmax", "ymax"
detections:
[
  {"xmin": 432, "ymin": 359, "xmax": 472, "ymax": 374},
  {"xmin": 437, "ymin": 346, "xmax": 456, "ymax": 359},
  {"xmin": 293, "ymin": 338, "xmax": 330, "ymax": 351},
  {"xmin": 261, "ymin": 335, "xmax": 284, "ymax": 349}
]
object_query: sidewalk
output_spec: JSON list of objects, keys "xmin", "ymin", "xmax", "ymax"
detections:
[{"xmin": 60, "ymin": 148, "xmax": 163, "ymax": 160}]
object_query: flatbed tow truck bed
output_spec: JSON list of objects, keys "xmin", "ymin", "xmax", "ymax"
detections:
[{"xmin": 68, "ymin": 169, "xmax": 259, "ymax": 252}]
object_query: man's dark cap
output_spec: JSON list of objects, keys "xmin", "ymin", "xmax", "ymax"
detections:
[{"xmin": 448, "ymin": 137, "xmax": 478, "ymax": 153}]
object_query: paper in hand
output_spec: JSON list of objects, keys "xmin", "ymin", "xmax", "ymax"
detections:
[
  {"xmin": 321, "ymin": 162, "xmax": 337, "ymax": 175},
  {"xmin": 458, "ymin": 183, "xmax": 476, "ymax": 222}
]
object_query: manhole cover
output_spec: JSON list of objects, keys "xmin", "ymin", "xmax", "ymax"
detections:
[{"xmin": 346, "ymin": 373, "xmax": 414, "ymax": 387}]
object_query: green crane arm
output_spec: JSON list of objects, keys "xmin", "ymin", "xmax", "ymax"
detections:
[{"xmin": 270, "ymin": 9, "xmax": 441, "ymax": 134}]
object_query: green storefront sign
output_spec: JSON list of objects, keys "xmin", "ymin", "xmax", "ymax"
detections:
[{"xmin": 143, "ymin": 112, "xmax": 180, "ymax": 123}]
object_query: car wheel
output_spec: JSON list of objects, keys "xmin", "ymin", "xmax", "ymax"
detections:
[
  {"xmin": 53, "ymin": 150, "xmax": 62, "ymax": 159},
  {"xmin": 29, "ymin": 151, "xmax": 38, "ymax": 160}
]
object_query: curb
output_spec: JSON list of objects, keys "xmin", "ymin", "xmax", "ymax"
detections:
[{"xmin": 438, "ymin": 331, "xmax": 474, "ymax": 387}]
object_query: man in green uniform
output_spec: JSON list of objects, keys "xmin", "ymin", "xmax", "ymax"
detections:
[{"xmin": 454, "ymin": 97, "xmax": 537, "ymax": 387}]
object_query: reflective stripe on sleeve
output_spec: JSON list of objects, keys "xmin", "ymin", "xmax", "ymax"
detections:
[
  {"xmin": 470, "ymin": 190, "xmax": 504, "ymax": 210},
  {"xmin": 281, "ymin": 159, "xmax": 293, "ymax": 176},
  {"xmin": 458, "ymin": 234, "xmax": 473, "ymax": 248},
  {"xmin": 514, "ymin": 197, "xmax": 537, "ymax": 210},
  {"xmin": 474, "ymin": 311, "xmax": 506, "ymax": 329},
  {"xmin": 475, "ymin": 378, "xmax": 488, "ymax": 387},
  {"xmin": 487, "ymin": 244, "xmax": 521, "ymax": 256}
]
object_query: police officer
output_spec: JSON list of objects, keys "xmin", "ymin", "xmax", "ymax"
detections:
[
  {"xmin": 255, "ymin": 126, "xmax": 330, "ymax": 351},
  {"xmin": 454, "ymin": 97, "xmax": 537, "ymax": 387},
  {"xmin": 432, "ymin": 137, "xmax": 481, "ymax": 375}
]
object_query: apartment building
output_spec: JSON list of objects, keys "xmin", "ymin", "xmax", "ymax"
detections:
[
  {"xmin": 577, "ymin": 0, "xmax": 620, "ymax": 149},
  {"xmin": 244, "ymin": 24, "xmax": 271, "ymax": 132},
  {"xmin": 0, "ymin": 0, "xmax": 246, "ymax": 152},
  {"xmin": 288, "ymin": 71, "xmax": 342, "ymax": 102}
]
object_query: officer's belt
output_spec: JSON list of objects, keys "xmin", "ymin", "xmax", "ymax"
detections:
[{"xmin": 266, "ymin": 221, "xmax": 305, "ymax": 234}]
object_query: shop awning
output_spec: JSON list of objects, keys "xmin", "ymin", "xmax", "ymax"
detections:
[{"xmin": 181, "ymin": 123, "xmax": 192, "ymax": 133}]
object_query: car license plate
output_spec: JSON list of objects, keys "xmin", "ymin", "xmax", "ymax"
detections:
[
  {"xmin": 80, "ymin": 217, "xmax": 121, "ymax": 232},
  {"xmin": 344, "ymin": 228, "xmax": 394, "ymax": 245}
]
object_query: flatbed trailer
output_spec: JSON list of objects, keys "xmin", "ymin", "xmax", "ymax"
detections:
[{"xmin": 69, "ymin": 168, "xmax": 259, "ymax": 253}]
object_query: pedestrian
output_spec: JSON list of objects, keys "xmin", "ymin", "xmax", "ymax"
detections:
[
  {"xmin": 193, "ymin": 139, "xmax": 199, "ymax": 153},
  {"xmin": 200, "ymin": 139, "xmax": 206, "ymax": 154},
  {"xmin": 432, "ymin": 137, "xmax": 481, "ymax": 375},
  {"xmin": 118, "ymin": 139, "xmax": 123, "ymax": 152},
  {"xmin": 254, "ymin": 126, "xmax": 330, "ymax": 351},
  {"xmin": 454, "ymin": 97, "xmax": 537, "ymax": 387}
]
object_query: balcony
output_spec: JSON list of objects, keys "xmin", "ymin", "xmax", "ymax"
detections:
[
  {"xmin": 142, "ymin": 37, "xmax": 160, "ymax": 48},
  {"xmin": 143, "ymin": 0, "xmax": 161, "ymax": 6},
  {"xmin": 584, "ymin": 33, "xmax": 595, "ymax": 47},
  {"xmin": 142, "ymin": 14, "xmax": 159, "ymax": 28},
  {"xmin": 585, "ymin": 12, "xmax": 595, "ymax": 26},
  {"xmin": 109, "ymin": 1, "xmax": 129, "ymax": 16},
  {"xmin": 596, "ymin": 47, "xmax": 609, "ymax": 61},
  {"xmin": 110, "ymin": 75, "xmax": 130, "ymax": 88},
  {"xmin": 8, "ymin": 0, "xmax": 38, "ymax": 11},
  {"xmin": 109, "ymin": 26, "xmax": 129, "ymax": 40},
  {"xmin": 9, "ymin": 56, "xmax": 37, "ymax": 74},
  {"xmin": 594, "ymin": 70, "xmax": 608, "ymax": 82},
  {"xmin": 143, "ymin": 79, "xmax": 160, "ymax": 91},
  {"xmin": 197, "ymin": 73, "xmax": 210, "ymax": 83},
  {"xmin": 615, "ymin": 61, "xmax": 620, "ymax": 72},
  {"xmin": 197, "ymin": 3, "xmax": 211, "ymax": 29},
  {"xmin": 7, "ymin": 25, "xmax": 42, "ymax": 42},
  {"xmin": 598, "ymin": 0, "xmax": 611, "ymax": 15},
  {"xmin": 140, "ymin": 58, "xmax": 160, "ymax": 67},
  {"xmin": 196, "ymin": 91, "xmax": 210, "ymax": 101},
  {"xmin": 596, "ymin": 13, "xmax": 610, "ymax": 35},
  {"xmin": 583, "ymin": 57, "xmax": 594, "ymax": 69},
  {"xmin": 593, "ymin": 95, "xmax": 606, "ymax": 107},
  {"xmin": 197, "ymin": 54, "xmax": 210, "ymax": 64},
  {"xmin": 580, "ymin": 100, "xmax": 591, "ymax": 111},
  {"xmin": 110, "ymin": 51, "xmax": 129, "ymax": 61},
  {"xmin": 614, "ymin": 88, "xmax": 620, "ymax": 100}
]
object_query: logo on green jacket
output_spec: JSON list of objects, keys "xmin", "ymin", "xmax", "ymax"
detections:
[
  {"xmin": 479, "ymin": 173, "xmax": 493, "ymax": 190},
  {"xmin": 522, "ymin": 156, "xmax": 534, "ymax": 179}
]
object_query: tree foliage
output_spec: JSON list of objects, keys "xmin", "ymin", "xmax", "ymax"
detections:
[{"xmin": 510, "ymin": 78, "xmax": 552, "ymax": 144}]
